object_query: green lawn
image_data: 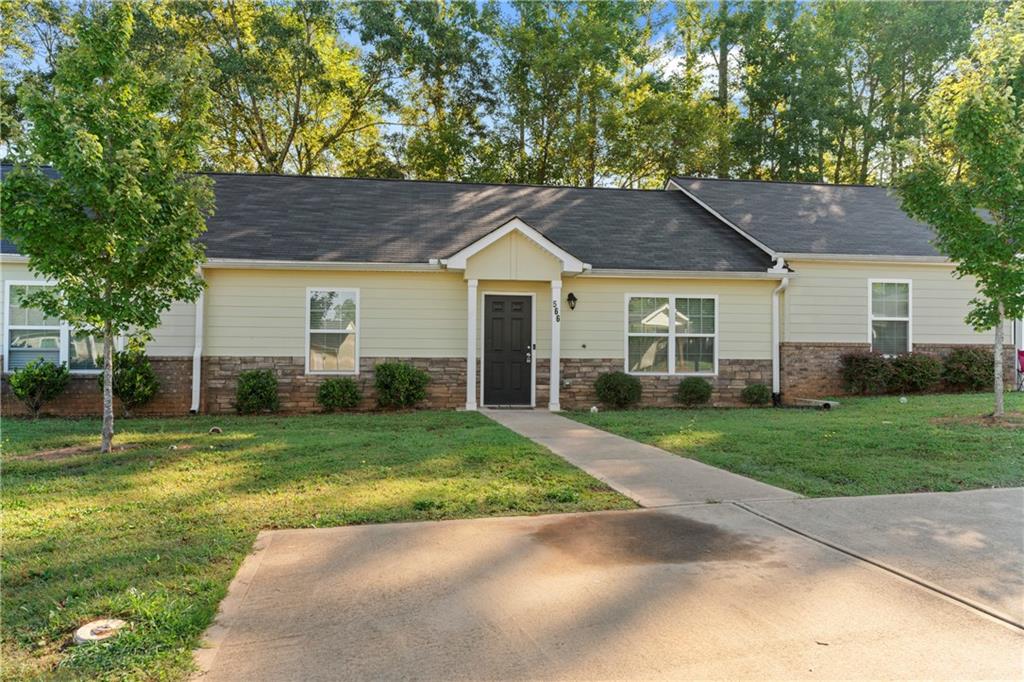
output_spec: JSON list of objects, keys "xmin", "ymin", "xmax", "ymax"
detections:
[
  {"xmin": 568, "ymin": 393, "xmax": 1024, "ymax": 498},
  {"xmin": 1, "ymin": 411, "xmax": 632, "ymax": 681}
]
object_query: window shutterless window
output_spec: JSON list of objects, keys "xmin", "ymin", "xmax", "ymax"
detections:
[
  {"xmin": 305, "ymin": 288, "xmax": 359, "ymax": 374},
  {"xmin": 625, "ymin": 295, "xmax": 717, "ymax": 375},
  {"xmin": 869, "ymin": 280, "xmax": 911, "ymax": 355},
  {"xmin": 4, "ymin": 281, "xmax": 107, "ymax": 373}
]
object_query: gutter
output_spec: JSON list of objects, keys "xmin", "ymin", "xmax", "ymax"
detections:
[
  {"xmin": 190, "ymin": 272, "xmax": 205, "ymax": 414},
  {"xmin": 770, "ymin": 258, "xmax": 790, "ymax": 404}
]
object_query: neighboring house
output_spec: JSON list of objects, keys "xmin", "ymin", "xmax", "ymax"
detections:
[{"xmin": 1, "ymin": 169, "xmax": 1021, "ymax": 416}]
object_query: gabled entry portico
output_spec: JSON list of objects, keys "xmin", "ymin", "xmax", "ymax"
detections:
[{"xmin": 441, "ymin": 217, "xmax": 589, "ymax": 411}]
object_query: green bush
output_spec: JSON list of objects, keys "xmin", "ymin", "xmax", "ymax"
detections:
[
  {"xmin": 888, "ymin": 353, "xmax": 942, "ymax": 394},
  {"xmin": 594, "ymin": 371, "xmax": 642, "ymax": 408},
  {"xmin": 676, "ymin": 377, "xmax": 712, "ymax": 406},
  {"xmin": 8, "ymin": 359, "xmax": 70, "ymax": 418},
  {"xmin": 235, "ymin": 369, "xmax": 279, "ymax": 414},
  {"xmin": 740, "ymin": 383, "xmax": 772, "ymax": 406},
  {"xmin": 316, "ymin": 377, "xmax": 362, "ymax": 411},
  {"xmin": 840, "ymin": 352, "xmax": 893, "ymax": 394},
  {"xmin": 98, "ymin": 348, "xmax": 160, "ymax": 417},
  {"xmin": 943, "ymin": 347, "xmax": 994, "ymax": 391},
  {"xmin": 374, "ymin": 362, "xmax": 430, "ymax": 408}
]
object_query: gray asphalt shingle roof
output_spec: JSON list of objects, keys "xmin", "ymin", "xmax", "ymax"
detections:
[
  {"xmin": 202, "ymin": 173, "xmax": 772, "ymax": 271},
  {"xmin": 671, "ymin": 176, "xmax": 942, "ymax": 258}
]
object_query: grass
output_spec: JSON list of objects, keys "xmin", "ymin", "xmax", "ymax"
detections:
[
  {"xmin": 0, "ymin": 411, "xmax": 633, "ymax": 681},
  {"xmin": 568, "ymin": 393, "xmax": 1024, "ymax": 498}
]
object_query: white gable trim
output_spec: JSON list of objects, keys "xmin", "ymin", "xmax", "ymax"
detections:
[
  {"xmin": 442, "ymin": 217, "xmax": 588, "ymax": 274},
  {"xmin": 665, "ymin": 179, "xmax": 779, "ymax": 261}
]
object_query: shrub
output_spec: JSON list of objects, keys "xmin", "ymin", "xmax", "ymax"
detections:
[
  {"xmin": 676, "ymin": 377, "xmax": 712, "ymax": 406},
  {"xmin": 235, "ymin": 369, "xmax": 279, "ymax": 414},
  {"xmin": 840, "ymin": 352, "xmax": 893, "ymax": 394},
  {"xmin": 888, "ymin": 353, "xmax": 942, "ymax": 394},
  {"xmin": 8, "ymin": 359, "xmax": 70, "ymax": 418},
  {"xmin": 740, "ymin": 383, "xmax": 772, "ymax": 406},
  {"xmin": 98, "ymin": 348, "xmax": 159, "ymax": 417},
  {"xmin": 316, "ymin": 377, "xmax": 362, "ymax": 411},
  {"xmin": 374, "ymin": 362, "xmax": 429, "ymax": 408},
  {"xmin": 943, "ymin": 347, "xmax": 994, "ymax": 391},
  {"xmin": 594, "ymin": 371, "xmax": 642, "ymax": 408}
]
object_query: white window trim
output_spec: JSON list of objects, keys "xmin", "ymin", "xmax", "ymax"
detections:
[
  {"xmin": 868, "ymin": 278, "xmax": 913, "ymax": 354},
  {"xmin": 304, "ymin": 287, "xmax": 360, "ymax": 375},
  {"xmin": 623, "ymin": 293, "xmax": 719, "ymax": 377},
  {"xmin": 3, "ymin": 279, "xmax": 113, "ymax": 375}
]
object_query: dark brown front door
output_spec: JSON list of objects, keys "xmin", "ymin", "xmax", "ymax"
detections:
[{"xmin": 484, "ymin": 295, "xmax": 532, "ymax": 405}]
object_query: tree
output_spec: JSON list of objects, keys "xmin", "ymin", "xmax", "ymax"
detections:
[
  {"xmin": 1, "ymin": 1, "xmax": 212, "ymax": 451},
  {"xmin": 160, "ymin": 0, "xmax": 392, "ymax": 175},
  {"xmin": 895, "ymin": 0, "xmax": 1024, "ymax": 418}
]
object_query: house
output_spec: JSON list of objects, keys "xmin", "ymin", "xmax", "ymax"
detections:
[{"xmin": 1, "ymin": 170, "xmax": 1021, "ymax": 416}]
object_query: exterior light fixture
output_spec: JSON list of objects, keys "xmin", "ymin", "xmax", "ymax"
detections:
[{"xmin": 567, "ymin": 292, "xmax": 578, "ymax": 310}]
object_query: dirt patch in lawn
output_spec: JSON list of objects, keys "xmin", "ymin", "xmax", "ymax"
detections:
[
  {"xmin": 532, "ymin": 510, "xmax": 765, "ymax": 566},
  {"xmin": 932, "ymin": 412, "xmax": 1024, "ymax": 430},
  {"xmin": 10, "ymin": 442, "xmax": 161, "ymax": 461}
]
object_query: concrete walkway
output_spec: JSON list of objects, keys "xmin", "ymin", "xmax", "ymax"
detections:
[{"xmin": 483, "ymin": 409, "xmax": 798, "ymax": 506}]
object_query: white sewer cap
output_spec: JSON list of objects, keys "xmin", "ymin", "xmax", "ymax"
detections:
[{"xmin": 73, "ymin": 619, "xmax": 126, "ymax": 644}]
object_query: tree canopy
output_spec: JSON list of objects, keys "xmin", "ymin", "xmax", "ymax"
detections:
[
  {"xmin": 895, "ymin": 0, "xmax": 1024, "ymax": 416},
  {"xmin": 3, "ymin": 0, "xmax": 995, "ymax": 187}
]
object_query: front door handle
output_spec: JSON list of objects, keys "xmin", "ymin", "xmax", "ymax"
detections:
[{"xmin": 525, "ymin": 352, "xmax": 532, "ymax": 364}]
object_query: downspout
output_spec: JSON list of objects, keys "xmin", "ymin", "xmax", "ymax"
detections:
[
  {"xmin": 770, "ymin": 257, "xmax": 790, "ymax": 406},
  {"xmin": 189, "ymin": 271, "xmax": 205, "ymax": 414}
]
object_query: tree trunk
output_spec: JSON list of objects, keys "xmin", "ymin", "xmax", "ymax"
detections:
[
  {"xmin": 994, "ymin": 304, "xmax": 1005, "ymax": 418},
  {"xmin": 101, "ymin": 320, "xmax": 115, "ymax": 453},
  {"xmin": 716, "ymin": 0, "xmax": 730, "ymax": 178}
]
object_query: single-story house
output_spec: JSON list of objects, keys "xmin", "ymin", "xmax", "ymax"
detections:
[{"xmin": 1, "ymin": 169, "xmax": 1021, "ymax": 415}]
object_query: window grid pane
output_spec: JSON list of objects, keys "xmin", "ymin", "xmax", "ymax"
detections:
[
  {"xmin": 68, "ymin": 332, "xmax": 105, "ymax": 370},
  {"xmin": 628, "ymin": 336, "xmax": 668, "ymax": 373},
  {"xmin": 871, "ymin": 282, "xmax": 909, "ymax": 318},
  {"xmin": 676, "ymin": 336, "xmax": 715, "ymax": 373},
  {"xmin": 872, "ymin": 320, "xmax": 909, "ymax": 356},
  {"xmin": 9, "ymin": 285, "xmax": 60, "ymax": 327},
  {"xmin": 309, "ymin": 290, "xmax": 357, "ymax": 331},
  {"xmin": 628, "ymin": 297, "xmax": 670, "ymax": 334},
  {"xmin": 675, "ymin": 297, "xmax": 715, "ymax": 334},
  {"xmin": 309, "ymin": 332, "xmax": 356, "ymax": 372}
]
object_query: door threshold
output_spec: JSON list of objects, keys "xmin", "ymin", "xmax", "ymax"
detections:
[{"xmin": 482, "ymin": 405, "xmax": 536, "ymax": 410}]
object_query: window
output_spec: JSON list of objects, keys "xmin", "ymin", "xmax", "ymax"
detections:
[
  {"xmin": 306, "ymin": 288, "xmax": 358, "ymax": 374},
  {"xmin": 869, "ymin": 280, "xmax": 911, "ymax": 355},
  {"xmin": 626, "ymin": 295, "xmax": 717, "ymax": 375},
  {"xmin": 4, "ymin": 282, "xmax": 107, "ymax": 372}
]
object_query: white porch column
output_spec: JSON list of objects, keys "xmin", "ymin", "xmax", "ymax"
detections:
[
  {"xmin": 466, "ymin": 279, "xmax": 478, "ymax": 410},
  {"xmin": 549, "ymin": 279, "xmax": 562, "ymax": 411}
]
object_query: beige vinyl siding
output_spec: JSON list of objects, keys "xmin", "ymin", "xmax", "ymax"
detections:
[
  {"xmin": 783, "ymin": 260, "xmax": 988, "ymax": 345},
  {"xmin": 0, "ymin": 261, "xmax": 195, "ymax": 356},
  {"xmin": 465, "ymin": 231, "xmax": 563, "ymax": 281},
  {"xmin": 204, "ymin": 268, "xmax": 467, "ymax": 357},
  {"xmin": 561, "ymin": 277, "xmax": 774, "ymax": 360}
]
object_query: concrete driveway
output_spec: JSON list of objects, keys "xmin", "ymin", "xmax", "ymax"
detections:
[{"xmin": 195, "ymin": 498, "xmax": 1023, "ymax": 681}]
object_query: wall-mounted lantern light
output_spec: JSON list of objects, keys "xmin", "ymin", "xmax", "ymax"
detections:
[{"xmin": 567, "ymin": 292, "xmax": 578, "ymax": 310}]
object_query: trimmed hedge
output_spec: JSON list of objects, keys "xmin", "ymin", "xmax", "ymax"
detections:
[
  {"xmin": 740, "ymin": 383, "xmax": 772, "ymax": 406},
  {"xmin": 8, "ymin": 359, "xmax": 70, "ymax": 418},
  {"xmin": 236, "ymin": 369, "xmax": 279, "ymax": 414},
  {"xmin": 840, "ymin": 352, "xmax": 893, "ymax": 394},
  {"xmin": 676, "ymin": 377, "xmax": 712, "ymax": 406},
  {"xmin": 943, "ymin": 347, "xmax": 994, "ymax": 391},
  {"xmin": 594, "ymin": 371, "xmax": 642, "ymax": 408},
  {"xmin": 374, "ymin": 362, "xmax": 430, "ymax": 408},
  {"xmin": 98, "ymin": 348, "xmax": 160, "ymax": 417},
  {"xmin": 888, "ymin": 353, "xmax": 942, "ymax": 393},
  {"xmin": 316, "ymin": 377, "xmax": 362, "ymax": 411}
]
